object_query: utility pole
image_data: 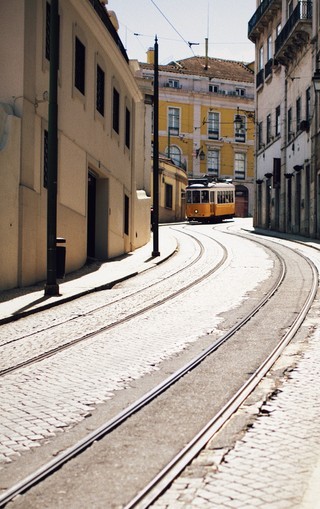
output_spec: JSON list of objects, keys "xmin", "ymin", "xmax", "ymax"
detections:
[
  {"xmin": 152, "ymin": 35, "xmax": 160, "ymax": 257},
  {"xmin": 45, "ymin": 0, "xmax": 59, "ymax": 295}
]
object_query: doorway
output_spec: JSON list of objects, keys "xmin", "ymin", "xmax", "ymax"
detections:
[
  {"xmin": 235, "ymin": 185, "xmax": 249, "ymax": 217},
  {"xmin": 87, "ymin": 172, "xmax": 96, "ymax": 259}
]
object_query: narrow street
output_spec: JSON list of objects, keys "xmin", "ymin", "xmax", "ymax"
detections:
[{"xmin": 1, "ymin": 219, "xmax": 320, "ymax": 508}]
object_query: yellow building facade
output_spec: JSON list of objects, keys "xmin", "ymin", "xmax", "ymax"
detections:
[{"xmin": 141, "ymin": 53, "xmax": 255, "ymax": 217}]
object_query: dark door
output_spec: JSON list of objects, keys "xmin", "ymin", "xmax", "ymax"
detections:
[
  {"xmin": 235, "ymin": 185, "xmax": 249, "ymax": 217},
  {"xmin": 87, "ymin": 172, "xmax": 96, "ymax": 259}
]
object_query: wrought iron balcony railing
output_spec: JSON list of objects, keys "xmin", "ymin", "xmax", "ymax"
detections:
[
  {"xmin": 275, "ymin": 1, "xmax": 312, "ymax": 58},
  {"xmin": 248, "ymin": 0, "xmax": 281, "ymax": 42}
]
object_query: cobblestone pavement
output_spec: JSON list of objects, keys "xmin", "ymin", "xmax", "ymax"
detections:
[
  {"xmin": 152, "ymin": 326, "xmax": 320, "ymax": 508},
  {"xmin": 0, "ymin": 225, "xmax": 273, "ymax": 465},
  {"xmin": 1, "ymin": 220, "xmax": 320, "ymax": 508},
  {"xmin": 151, "ymin": 226, "xmax": 320, "ymax": 509}
]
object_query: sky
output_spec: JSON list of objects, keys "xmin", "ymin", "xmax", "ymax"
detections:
[{"xmin": 108, "ymin": 0, "xmax": 257, "ymax": 65}]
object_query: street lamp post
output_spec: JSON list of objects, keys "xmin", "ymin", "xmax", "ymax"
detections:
[
  {"xmin": 44, "ymin": 0, "xmax": 59, "ymax": 296},
  {"xmin": 152, "ymin": 35, "xmax": 160, "ymax": 257}
]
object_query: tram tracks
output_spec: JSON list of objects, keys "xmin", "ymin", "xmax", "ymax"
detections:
[
  {"xmin": 125, "ymin": 231, "xmax": 319, "ymax": 508},
  {"xmin": 1, "ymin": 229, "xmax": 317, "ymax": 508},
  {"xmin": 0, "ymin": 230, "xmax": 227, "ymax": 376}
]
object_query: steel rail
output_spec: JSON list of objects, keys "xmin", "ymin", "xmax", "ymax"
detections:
[
  {"xmin": 124, "ymin": 234, "xmax": 319, "ymax": 509},
  {"xmin": 0, "ymin": 231, "xmax": 228, "ymax": 376},
  {"xmin": 0, "ymin": 236, "xmax": 286, "ymax": 507}
]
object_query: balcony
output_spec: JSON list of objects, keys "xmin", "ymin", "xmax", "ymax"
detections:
[
  {"xmin": 275, "ymin": 1, "xmax": 312, "ymax": 66},
  {"xmin": 248, "ymin": 0, "xmax": 282, "ymax": 42},
  {"xmin": 256, "ymin": 68, "xmax": 265, "ymax": 89},
  {"xmin": 265, "ymin": 58, "xmax": 274, "ymax": 80}
]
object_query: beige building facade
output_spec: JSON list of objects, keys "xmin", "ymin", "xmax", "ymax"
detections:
[
  {"xmin": 152, "ymin": 155, "xmax": 188, "ymax": 223},
  {"xmin": 0, "ymin": 0, "xmax": 152, "ymax": 291}
]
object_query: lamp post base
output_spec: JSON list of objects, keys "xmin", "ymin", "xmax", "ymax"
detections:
[{"xmin": 44, "ymin": 283, "xmax": 60, "ymax": 296}]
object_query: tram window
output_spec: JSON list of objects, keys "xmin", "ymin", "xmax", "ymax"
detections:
[
  {"xmin": 201, "ymin": 190, "xmax": 209, "ymax": 203},
  {"xmin": 193, "ymin": 190, "xmax": 201, "ymax": 203},
  {"xmin": 210, "ymin": 191, "xmax": 214, "ymax": 203},
  {"xmin": 187, "ymin": 191, "xmax": 192, "ymax": 203}
]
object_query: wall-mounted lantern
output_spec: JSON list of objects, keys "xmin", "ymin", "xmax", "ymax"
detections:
[{"xmin": 312, "ymin": 69, "xmax": 320, "ymax": 93}]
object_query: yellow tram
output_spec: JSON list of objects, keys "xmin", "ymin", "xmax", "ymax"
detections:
[{"xmin": 186, "ymin": 177, "xmax": 235, "ymax": 223}]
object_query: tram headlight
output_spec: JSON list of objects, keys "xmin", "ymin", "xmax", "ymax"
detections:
[{"xmin": 194, "ymin": 209, "xmax": 198, "ymax": 214}]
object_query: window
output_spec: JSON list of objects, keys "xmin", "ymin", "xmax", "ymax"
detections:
[
  {"xmin": 113, "ymin": 87, "xmax": 120, "ymax": 133},
  {"xmin": 267, "ymin": 34, "xmax": 272, "ymax": 61},
  {"xmin": 258, "ymin": 121, "xmax": 263, "ymax": 149},
  {"xmin": 167, "ymin": 145, "xmax": 181, "ymax": 166},
  {"xmin": 275, "ymin": 105, "xmax": 281, "ymax": 136},
  {"xmin": 96, "ymin": 64, "xmax": 105, "ymax": 116},
  {"xmin": 234, "ymin": 152, "xmax": 246, "ymax": 180},
  {"xmin": 288, "ymin": 107, "xmax": 293, "ymax": 141},
  {"xmin": 296, "ymin": 97, "xmax": 301, "ymax": 130},
  {"xmin": 306, "ymin": 87, "xmax": 311, "ymax": 123},
  {"xmin": 266, "ymin": 113, "xmax": 272, "ymax": 143},
  {"xmin": 208, "ymin": 111, "xmax": 219, "ymax": 139},
  {"xmin": 207, "ymin": 149, "xmax": 219, "ymax": 177},
  {"xmin": 259, "ymin": 45, "xmax": 264, "ymax": 71},
  {"xmin": 192, "ymin": 190, "xmax": 201, "ymax": 203},
  {"xmin": 235, "ymin": 88, "xmax": 245, "ymax": 96},
  {"xmin": 168, "ymin": 107, "xmax": 180, "ymax": 136},
  {"xmin": 165, "ymin": 183, "xmax": 173, "ymax": 209},
  {"xmin": 167, "ymin": 79, "xmax": 180, "ymax": 89},
  {"xmin": 124, "ymin": 195, "xmax": 129, "ymax": 235},
  {"xmin": 273, "ymin": 158, "xmax": 281, "ymax": 189},
  {"xmin": 75, "ymin": 36, "xmax": 86, "ymax": 95},
  {"xmin": 45, "ymin": 1, "xmax": 60, "ymax": 65},
  {"xmin": 276, "ymin": 23, "xmax": 282, "ymax": 37},
  {"xmin": 43, "ymin": 129, "xmax": 48, "ymax": 189},
  {"xmin": 209, "ymin": 84, "xmax": 219, "ymax": 93},
  {"xmin": 125, "ymin": 107, "xmax": 131, "ymax": 149},
  {"xmin": 201, "ymin": 190, "xmax": 209, "ymax": 203}
]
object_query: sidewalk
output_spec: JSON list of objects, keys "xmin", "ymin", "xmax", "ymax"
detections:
[{"xmin": 0, "ymin": 228, "xmax": 177, "ymax": 324}]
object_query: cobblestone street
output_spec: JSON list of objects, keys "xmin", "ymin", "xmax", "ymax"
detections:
[
  {"xmin": 1, "ymin": 221, "xmax": 320, "ymax": 508},
  {"xmin": 152, "ymin": 322, "xmax": 320, "ymax": 508}
]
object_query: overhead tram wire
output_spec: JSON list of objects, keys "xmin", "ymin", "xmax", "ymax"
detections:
[{"xmin": 150, "ymin": 0, "xmax": 207, "ymax": 68}]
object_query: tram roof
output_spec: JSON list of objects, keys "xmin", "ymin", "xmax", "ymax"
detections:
[{"xmin": 187, "ymin": 177, "xmax": 234, "ymax": 189}]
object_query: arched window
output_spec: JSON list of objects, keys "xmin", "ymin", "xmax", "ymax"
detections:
[{"xmin": 166, "ymin": 145, "xmax": 181, "ymax": 166}]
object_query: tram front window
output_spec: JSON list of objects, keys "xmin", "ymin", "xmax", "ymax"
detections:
[
  {"xmin": 193, "ymin": 190, "xmax": 201, "ymax": 203},
  {"xmin": 201, "ymin": 191, "xmax": 209, "ymax": 203}
]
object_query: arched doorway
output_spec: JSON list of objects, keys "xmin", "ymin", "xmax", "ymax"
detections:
[{"xmin": 235, "ymin": 185, "xmax": 249, "ymax": 217}]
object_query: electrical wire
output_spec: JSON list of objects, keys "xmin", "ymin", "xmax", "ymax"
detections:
[{"xmin": 149, "ymin": 0, "xmax": 209, "ymax": 69}]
